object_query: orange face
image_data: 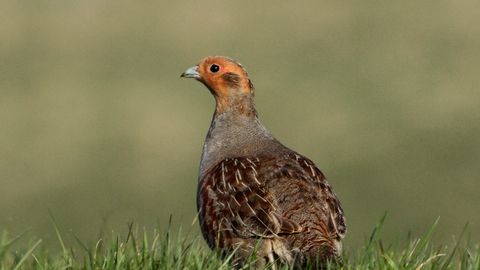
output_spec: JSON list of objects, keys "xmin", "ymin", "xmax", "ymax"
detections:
[{"xmin": 182, "ymin": 56, "xmax": 254, "ymax": 114}]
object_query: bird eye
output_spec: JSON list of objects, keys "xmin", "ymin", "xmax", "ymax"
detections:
[{"xmin": 210, "ymin": 64, "xmax": 220, "ymax": 73}]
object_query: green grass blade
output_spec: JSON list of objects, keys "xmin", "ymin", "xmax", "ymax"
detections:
[
  {"xmin": 441, "ymin": 222, "xmax": 469, "ymax": 270},
  {"xmin": 48, "ymin": 209, "xmax": 66, "ymax": 254},
  {"xmin": 11, "ymin": 239, "xmax": 42, "ymax": 270}
]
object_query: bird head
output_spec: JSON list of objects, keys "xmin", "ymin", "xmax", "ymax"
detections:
[{"xmin": 181, "ymin": 56, "xmax": 255, "ymax": 115}]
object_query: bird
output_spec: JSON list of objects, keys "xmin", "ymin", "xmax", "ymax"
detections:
[{"xmin": 181, "ymin": 56, "xmax": 346, "ymax": 269}]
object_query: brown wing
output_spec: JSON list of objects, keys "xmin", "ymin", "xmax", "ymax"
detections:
[
  {"xmin": 264, "ymin": 152, "xmax": 346, "ymax": 263},
  {"xmin": 197, "ymin": 153, "xmax": 346, "ymax": 255},
  {"xmin": 281, "ymin": 153, "xmax": 346, "ymax": 239},
  {"xmin": 197, "ymin": 157, "xmax": 302, "ymax": 250}
]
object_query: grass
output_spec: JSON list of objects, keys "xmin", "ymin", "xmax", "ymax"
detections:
[{"xmin": 1, "ymin": 214, "xmax": 479, "ymax": 270}]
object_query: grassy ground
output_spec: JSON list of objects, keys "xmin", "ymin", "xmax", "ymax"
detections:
[{"xmin": 1, "ymin": 215, "xmax": 478, "ymax": 270}]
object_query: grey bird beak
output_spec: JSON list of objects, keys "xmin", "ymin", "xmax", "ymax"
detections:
[{"xmin": 181, "ymin": 66, "xmax": 201, "ymax": 78}]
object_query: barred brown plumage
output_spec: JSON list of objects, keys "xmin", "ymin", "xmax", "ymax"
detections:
[{"xmin": 181, "ymin": 56, "xmax": 346, "ymax": 269}]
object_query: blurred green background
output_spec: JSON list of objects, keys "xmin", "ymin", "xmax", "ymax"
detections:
[{"xmin": 1, "ymin": 1, "xmax": 479, "ymax": 252}]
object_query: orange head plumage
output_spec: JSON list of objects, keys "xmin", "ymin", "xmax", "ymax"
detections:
[{"xmin": 181, "ymin": 56, "xmax": 255, "ymax": 115}]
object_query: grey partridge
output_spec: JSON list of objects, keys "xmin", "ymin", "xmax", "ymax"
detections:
[{"xmin": 181, "ymin": 56, "xmax": 346, "ymax": 269}]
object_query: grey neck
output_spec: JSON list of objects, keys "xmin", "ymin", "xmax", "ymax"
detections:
[{"xmin": 198, "ymin": 109, "xmax": 286, "ymax": 179}]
